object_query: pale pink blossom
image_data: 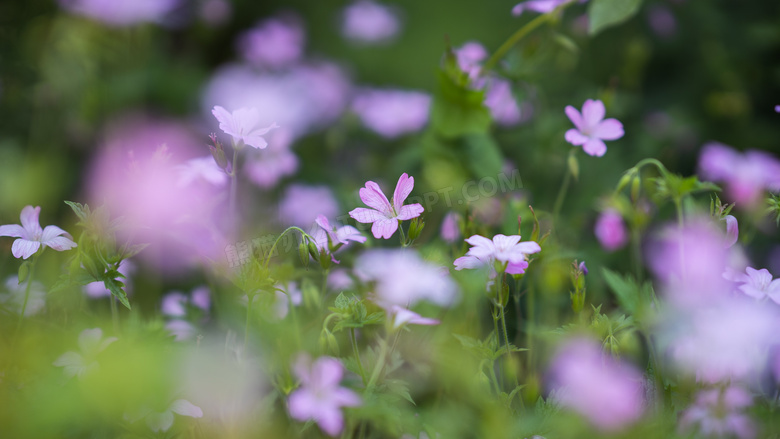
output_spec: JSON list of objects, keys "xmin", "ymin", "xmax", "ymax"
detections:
[
  {"xmin": 547, "ymin": 338, "xmax": 644, "ymax": 431},
  {"xmin": 237, "ymin": 15, "xmax": 305, "ymax": 69},
  {"xmin": 341, "ymin": 0, "xmax": 400, "ymax": 44},
  {"xmin": 679, "ymin": 386, "xmax": 755, "ymax": 439},
  {"xmin": 565, "ymin": 99, "xmax": 624, "ymax": 156},
  {"xmin": 1, "ymin": 275, "xmax": 46, "ymax": 316},
  {"xmin": 594, "ymin": 210, "xmax": 628, "ymax": 251},
  {"xmin": 279, "ymin": 184, "xmax": 340, "ymax": 226},
  {"xmin": 244, "ymin": 128, "xmax": 298, "ymax": 189},
  {"xmin": 512, "ymin": 0, "xmax": 573, "ymax": 16},
  {"xmin": 0, "ymin": 205, "xmax": 77, "ymax": 259},
  {"xmin": 53, "ymin": 328, "xmax": 117, "ymax": 380},
  {"xmin": 288, "ymin": 354, "xmax": 361, "ymax": 436},
  {"xmin": 312, "ymin": 215, "xmax": 366, "ymax": 254},
  {"xmin": 351, "ymin": 89, "xmax": 431, "ymax": 138},
  {"xmin": 58, "ymin": 0, "xmax": 181, "ymax": 27},
  {"xmin": 349, "ymin": 173, "xmax": 424, "ymax": 239},
  {"xmin": 730, "ymin": 267, "xmax": 780, "ymax": 303},
  {"xmin": 212, "ymin": 106, "xmax": 278, "ymax": 149},
  {"xmin": 698, "ymin": 142, "xmax": 780, "ymax": 208},
  {"xmin": 176, "ymin": 156, "xmax": 228, "ymax": 187},
  {"xmin": 388, "ymin": 305, "xmax": 439, "ymax": 329},
  {"xmin": 440, "ymin": 211, "xmax": 461, "ymax": 243},
  {"xmin": 454, "ymin": 234, "xmax": 541, "ymax": 275}
]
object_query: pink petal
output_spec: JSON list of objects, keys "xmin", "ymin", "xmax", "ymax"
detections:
[
  {"xmin": 211, "ymin": 105, "xmax": 234, "ymax": 133},
  {"xmin": 581, "ymin": 99, "xmax": 605, "ymax": 129},
  {"xmin": 464, "ymin": 235, "xmax": 495, "ymax": 259},
  {"xmin": 396, "ymin": 204, "xmax": 424, "ymax": 221},
  {"xmin": 78, "ymin": 328, "xmax": 105, "ymax": 353},
  {"xmin": 12, "ymin": 239, "xmax": 41, "ymax": 259},
  {"xmin": 335, "ymin": 226, "xmax": 367, "ymax": 244},
  {"xmin": 565, "ymin": 129, "xmax": 588, "ymax": 146},
  {"xmin": 454, "ymin": 255, "xmax": 485, "ymax": 270},
  {"xmin": 371, "ymin": 218, "xmax": 398, "ymax": 239},
  {"xmin": 593, "ymin": 118, "xmax": 624, "ymax": 141},
  {"xmin": 349, "ymin": 207, "xmax": 387, "ymax": 224},
  {"xmin": 564, "ymin": 105, "xmax": 584, "ymax": 132},
  {"xmin": 359, "ymin": 181, "xmax": 393, "ymax": 215},
  {"xmin": 698, "ymin": 142, "xmax": 738, "ymax": 181},
  {"xmin": 492, "ymin": 234, "xmax": 521, "ymax": 248},
  {"xmin": 242, "ymin": 135, "xmax": 268, "ymax": 149},
  {"xmin": 20, "ymin": 206, "xmax": 42, "ymax": 236},
  {"xmin": 315, "ymin": 215, "xmax": 332, "ymax": 231},
  {"xmin": 232, "ymin": 107, "xmax": 261, "ymax": 133},
  {"xmin": 582, "ymin": 138, "xmax": 607, "ymax": 157},
  {"xmin": 312, "ymin": 356, "xmax": 345, "ymax": 388},
  {"xmin": 0, "ymin": 224, "xmax": 27, "ymax": 239},
  {"xmin": 392, "ymin": 173, "xmax": 414, "ymax": 213},
  {"xmin": 392, "ymin": 306, "xmax": 439, "ymax": 328},
  {"xmin": 506, "ymin": 260, "xmax": 529, "ymax": 275},
  {"xmin": 43, "ymin": 236, "xmax": 77, "ymax": 252},
  {"xmin": 41, "ymin": 225, "xmax": 70, "ymax": 242},
  {"xmin": 330, "ymin": 387, "xmax": 362, "ymax": 407},
  {"xmin": 288, "ymin": 388, "xmax": 317, "ymax": 420},
  {"xmin": 513, "ymin": 241, "xmax": 542, "ymax": 255},
  {"xmin": 316, "ymin": 406, "xmax": 345, "ymax": 437},
  {"xmin": 724, "ymin": 215, "xmax": 739, "ymax": 248},
  {"xmin": 169, "ymin": 399, "xmax": 203, "ymax": 418}
]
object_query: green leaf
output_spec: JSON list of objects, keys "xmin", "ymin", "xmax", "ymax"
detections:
[
  {"xmin": 601, "ymin": 268, "xmax": 656, "ymax": 320},
  {"xmin": 588, "ymin": 0, "xmax": 643, "ymax": 36},
  {"xmin": 64, "ymin": 200, "xmax": 89, "ymax": 223},
  {"xmin": 431, "ymin": 50, "xmax": 492, "ymax": 138},
  {"xmin": 17, "ymin": 261, "xmax": 31, "ymax": 284},
  {"xmin": 104, "ymin": 277, "xmax": 131, "ymax": 310},
  {"xmin": 463, "ymin": 134, "xmax": 504, "ymax": 180}
]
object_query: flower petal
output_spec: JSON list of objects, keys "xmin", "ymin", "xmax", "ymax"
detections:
[
  {"xmin": 506, "ymin": 260, "xmax": 529, "ymax": 275},
  {"xmin": 41, "ymin": 225, "xmax": 71, "ymax": 242},
  {"xmin": 349, "ymin": 208, "xmax": 387, "ymax": 224},
  {"xmin": 42, "ymin": 235, "xmax": 77, "ymax": 252},
  {"xmin": 593, "ymin": 118, "xmax": 624, "ymax": 141},
  {"xmin": 20, "ymin": 206, "xmax": 42, "ymax": 236},
  {"xmin": 565, "ymin": 105, "xmax": 584, "ymax": 131},
  {"xmin": 312, "ymin": 356, "xmax": 345, "ymax": 389},
  {"xmin": 453, "ymin": 255, "xmax": 485, "ymax": 270},
  {"xmin": 0, "ymin": 224, "xmax": 27, "ymax": 239},
  {"xmin": 724, "ymin": 215, "xmax": 739, "ymax": 248},
  {"xmin": 12, "ymin": 239, "xmax": 40, "ymax": 259},
  {"xmin": 396, "ymin": 203, "xmax": 424, "ymax": 221},
  {"xmin": 335, "ymin": 226, "xmax": 367, "ymax": 244},
  {"xmin": 211, "ymin": 106, "xmax": 235, "ymax": 134},
  {"xmin": 316, "ymin": 406, "xmax": 345, "ymax": 437},
  {"xmin": 53, "ymin": 351, "xmax": 85, "ymax": 378},
  {"xmin": 581, "ymin": 99, "xmax": 605, "ymax": 129},
  {"xmin": 242, "ymin": 135, "xmax": 268, "ymax": 149},
  {"xmin": 78, "ymin": 328, "xmax": 104, "ymax": 354},
  {"xmin": 288, "ymin": 388, "xmax": 317, "ymax": 420},
  {"xmin": 359, "ymin": 181, "xmax": 393, "ymax": 215},
  {"xmin": 565, "ymin": 129, "xmax": 588, "ymax": 146},
  {"xmin": 392, "ymin": 173, "xmax": 415, "ymax": 213},
  {"xmin": 371, "ymin": 218, "xmax": 398, "ymax": 239},
  {"xmin": 582, "ymin": 138, "xmax": 607, "ymax": 157},
  {"xmin": 170, "ymin": 399, "xmax": 203, "ymax": 418},
  {"xmin": 315, "ymin": 215, "xmax": 332, "ymax": 231}
]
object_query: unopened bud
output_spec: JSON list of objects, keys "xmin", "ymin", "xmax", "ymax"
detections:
[
  {"xmin": 208, "ymin": 134, "xmax": 228, "ymax": 170},
  {"xmin": 408, "ymin": 217, "xmax": 425, "ymax": 241},
  {"xmin": 318, "ymin": 248, "xmax": 332, "ymax": 271},
  {"xmin": 308, "ymin": 242, "xmax": 320, "ymax": 262},
  {"xmin": 298, "ymin": 242, "xmax": 310, "ymax": 269}
]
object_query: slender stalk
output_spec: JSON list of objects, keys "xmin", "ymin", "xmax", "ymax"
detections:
[
  {"xmin": 526, "ymin": 282, "xmax": 535, "ymax": 374},
  {"xmin": 109, "ymin": 295, "xmax": 119, "ymax": 334},
  {"xmin": 552, "ymin": 151, "xmax": 573, "ymax": 220},
  {"xmin": 229, "ymin": 145, "xmax": 239, "ymax": 221},
  {"xmin": 263, "ymin": 226, "xmax": 310, "ymax": 269},
  {"xmin": 499, "ymin": 306, "xmax": 512, "ymax": 362},
  {"xmin": 366, "ymin": 337, "xmax": 389, "ymax": 392},
  {"xmin": 243, "ymin": 294, "xmax": 254, "ymax": 352},
  {"xmin": 321, "ymin": 268, "xmax": 330, "ymax": 298},
  {"xmin": 350, "ymin": 329, "xmax": 367, "ymax": 386},
  {"xmin": 631, "ymin": 225, "xmax": 644, "ymax": 281},
  {"xmin": 481, "ymin": 12, "xmax": 552, "ymax": 76},
  {"xmin": 15, "ymin": 254, "xmax": 39, "ymax": 334},
  {"xmin": 398, "ymin": 221, "xmax": 407, "ymax": 247}
]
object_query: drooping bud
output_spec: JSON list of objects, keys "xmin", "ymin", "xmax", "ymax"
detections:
[
  {"xmin": 208, "ymin": 133, "xmax": 229, "ymax": 170},
  {"xmin": 298, "ymin": 240, "xmax": 310, "ymax": 269}
]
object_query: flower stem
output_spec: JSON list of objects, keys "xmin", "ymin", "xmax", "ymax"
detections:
[
  {"xmin": 366, "ymin": 336, "xmax": 389, "ymax": 392},
  {"xmin": 321, "ymin": 268, "xmax": 329, "ymax": 299},
  {"xmin": 552, "ymin": 149, "xmax": 574, "ymax": 220},
  {"xmin": 229, "ymin": 145, "xmax": 239, "ymax": 222},
  {"xmin": 15, "ymin": 254, "xmax": 39, "ymax": 335},
  {"xmin": 351, "ymin": 328, "xmax": 367, "ymax": 386},
  {"xmin": 263, "ymin": 226, "xmax": 311, "ymax": 269},
  {"xmin": 110, "ymin": 294, "xmax": 119, "ymax": 334},
  {"xmin": 398, "ymin": 221, "xmax": 407, "ymax": 247},
  {"xmin": 481, "ymin": 12, "xmax": 553, "ymax": 76},
  {"xmin": 243, "ymin": 294, "xmax": 254, "ymax": 353}
]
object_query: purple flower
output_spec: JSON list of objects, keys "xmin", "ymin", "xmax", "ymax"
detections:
[
  {"xmin": 565, "ymin": 99, "xmax": 624, "ymax": 157},
  {"xmin": 679, "ymin": 386, "xmax": 755, "ymax": 439},
  {"xmin": 312, "ymin": 215, "xmax": 367, "ymax": 253},
  {"xmin": 237, "ymin": 15, "xmax": 305, "ymax": 69},
  {"xmin": 341, "ymin": 0, "xmax": 400, "ymax": 44},
  {"xmin": 388, "ymin": 305, "xmax": 439, "ymax": 329},
  {"xmin": 647, "ymin": 5, "xmax": 677, "ymax": 38},
  {"xmin": 211, "ymin": 106, "xmax": 278, "ymax": 149},
  {"xmin": 454, "ymin": 234, "xmax": 541, "ymax": 275},
  {"xmin": 351, "ymin": 89, "xmax": 431, "ymax": 138},
  {"xmin": 594, "ymin": 210, "xmax": 628, "ymax": 251},
  {"xmin": 58, "ymin": 0, "xmax": 181, "ymax": 27},
  {"xmin": 53, "ymin": 328, "xmax": 117, "ymax": 380},
  {"xmin": 0, "ymin": 205, "xmax": 77, "ymax": 259},
  {"xmin": 162, "ymin": 286, "xmax": 211, "ymax": 317},
  {"xmin": 698, "ymin": 142, "xmax": 780, "ymax": 208},
  {"xmin": 578, "ymin": 261, "xmax": 588, "ymax": 275},
  {"xmin": 730, "ymin": 267, "xmax": 780, "ymax": 303},
  {"xmin": 440, "ymin": 211, "xmax": 461, "ymax": 243},
  {"xmin": 355, "ymin": 249, "xmax": 459, "ymax": 308},
  {"xmin": 512, "ymin": 0, "xmax": 573, "ymax": 16},
  {"xmin": 724, "ymin": 215, "xmax": 739, "ymax": 248},
  {"xmin": 279, "ymin": 184, "xmax": 340, "ymax": 227},
  {"xmin": 547, "ymin": 338, "xmax": 644, "ymax": 431},
  {"xmin": 176, "ymin": 156, "xmax": 228, "ymax": 187},
  {"xmin": 775, "ymin": 105, "xmax": 780, "ymax": 113},
  {"xmin": 288, "ymin": 355, "xmax": 361, "ymax": 436},
  {"xmin": 349, "ymin": 173, "xmax": 424, "ymax": 239},
  {"xmin": 244, "ymin": 128, "xmax": 298, "ymax": 189}
]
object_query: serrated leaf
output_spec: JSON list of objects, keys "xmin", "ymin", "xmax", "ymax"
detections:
[
  {"xmin": 64, "ymin": 200, "xmax": 89, "ymax": 222},
  {"xmin": 104, "ymin": 277, "xmax": 131, "ymax": 310},
  {"xmin": 588, "ymin": 0, "xmax": 643, "ymax": 36},
  {"xmin": 384, "ymin": 379, "xmax": 415, "ymax": 405},
  {"xmin": 334, "ymin": 292, "xmax": 350, "ymax": 311}
]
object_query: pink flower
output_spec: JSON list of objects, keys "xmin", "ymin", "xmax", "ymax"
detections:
[
  {"xmin": 349, "ymin": 173, "xmax": 424, "ymax": 239},
  {"xmin": 341, "ymin": 0, "xmax": 400, "ymax": 44},
  {"xmin": 730, "ymin": 267, "xmax": 780, "ymax": 303},
  {"xmin": 124, "ymin": 399, "xmax": 203, "ymax": 432},
  {"xmin": 53, "ymin": 328, "xmax": 117, "ymax": 380},
  {"xmin": 279, "ymin": 184, "xmax": 340, "ymax": 226},
  {"xmin": 453, "ymin": 234, "xmax": 541, "ymax": 275},
  {"xmin": 724, "ymin": 215, "xmax": 739, "ymax": 248},
  {"xmin": 440, "ymin": 211, "xmax": 461, "ymax": 243},
  {"xmin": 1, "ymin": 276, "xmax": 46, "ymax": 316},
  {"xmin": 547, "ymin": 338, "xmax": 644, "ymax": 431},
  {"xmin": 679, "ymin": 386, "xmax": 755, "ymax": 439},
  {"xmin": 698, "ymin": 142, "xmax": 780, "ymax": 208},
  {"xmin": 351, "ymin": 89, "xmax": 431, "ymax": 138},
  {"xmin": 58, "ymin": 0, "xmax": 181, "ymax": 27},
  {"xmin": 389, "ymin": 305, "xmax": 439, "ymax": 329},
  {"xmin": 211, "ymin": 105, "xmax": 278, "ymax": 149},
  {"xmin": 176, "ymin": 156, "xmax": 228, "ymax": 187},
  {"xmin": 244, "ymin": 128, "xmax": 298, "ymax": 189},
  {"xmin": 288, "ymin": 355, "xmax": 361, "ymax": 436},
  {"xmin": 0, "ymin": 205, "xmax": 77, "ymax": 259},
  {"xmin": 312, "ymin": 215, "xmax": 367, "ymax": 253},
  {"xmin": 564, "ymin": 99, "xmax": 624, "ymax": 157},
  {"xmin": 237, "ymin": 15, "xmax": 305, "ymax": 69},
  {"xmin": 594, "ymin": 210, "xmax": 628, "ymax": 251},
  {"xmin": 512, "ymin": 0, "xmax": 573, "ymax": 16},
  {"xmin": 355, "ymin": 249, "xmax": 459, "ymax": 308}
]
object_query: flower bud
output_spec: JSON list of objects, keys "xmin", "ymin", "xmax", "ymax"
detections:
[
  {"xmin": 319, "ymin": 329, "xmax": 339, "ymax": 355},
  {"xmin": 408, "ymin": 217, "xmax": 425, "ymax": 242},
  {"xmin": 307, "ymin": 241, "xmax": 320, "ymax": 262},
  {"xmin": 318, "ymin": 248, "xmax": 331, "ymax": 271},
  {"xmin": 208, "ymin": 133, "xmax": 229, "ymax": 170},
  {"xmin": 298, "ymin": 241, "xmax": 310, "ymax": 269}
]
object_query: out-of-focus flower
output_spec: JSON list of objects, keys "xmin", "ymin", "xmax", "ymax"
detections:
[
  {"xmin": 237, "ymin": 15, "xmax": 305, "ymax": 69},
  {"xmin": 351, "ymin": 89, "xmax": 431, "ymax": 138},
  {"xmin": 53, "ymin": 328, "xmax": 117, "ymax": 380},
  {"xmin": 279, "ymin": 184, "xmax": 340, "ymax": 227},
  {"xmin": 698, "ymin": 142, "xmax": 780, "ymax": 208},
  {"xmin": 440, "ymin": 212, "xmax": 461, "ymax": 243},
  {"xmin": 349, "ymin": 173, "xmax": 424, "ymax": 239},
  {"xmin": 547, "ymin": 338, "xmax": 644, "ymax": 431},
  {"xmin": 454, "ymin": 234, "xmax": 541, "ymax": 275},
  {"xmin": 355, "ymin": 249, "xmax": 459, "ymax": 308},
  {"xmin": 58, "ymin": 0, "xmax": 181, "ymax": 27},
  {"xmin": 578, "ymin": 261, "xmax": 588, "ymax": 275},
  {"xmin": 565, "ymin": 99, "xmax": 624, "ymax": 157},
  {"xmin": 328, "ymin": 269, "xmax": 355, "ymax": 292},
  {"xmin": 647, "ymin": 5, "xmax": 677, "ymax": 38},
  {"xmin": 275, "ymin": 282, "xmax": 303, "ymax": 319},
  {"xmin": 729, "ymin": 267, "xmax": 780, "ymax": 303},
  {"xmin": 723, "ymin": 215, "xmax": 739, "ymax": 248},
  {"xmin": 0, "ymin": 205, "xmax": 77, "ymax": 259},
  {"xmin": 212, "ymin": 106, "xmax": 278, "ymax": 149},
  {"xmin": 166, "ymin": 320, "xmax": 197, "ymax": 342},
  {"xmin": 202, "ymin": 62, "xmax": 351, "ymax": 139},
  {"xmin": 594, "ymin": 210, "xmax": 628, "ymax": 251},
  {"xmin": 388, "ymin": 305, "xmax": 439, "ymax": 329},
  {"xmin": 512, "ymin": 0, "xmax": 573, "ymax": 16},
  {"xmin": 312, "ymin": 215, "xmax": 366, "ymax": 255},
  {"xmin": 176, "ymin": 156, "xmax": 228, "ymax": 187},
  {"xmin": 124, "ymin": 399, "xmax": 203, "ymax": 433},
  {"xmin": 775, "ymin": 105, "xmax": 780, "ymax": 113},
  {"xmin": 162, "ymin": 286, "xmax": 211, "ymax": 317},
  {"xmin": 1, "ymin": 276, "xmax": 46, "ymax": 316},
  {"xmin": 84, "ymin": 260, "xmax": 136, "ymax": 298},
  {"xmin": 244, "ymin": 128, "xmax": 298, "ymax": 189},
  {"xmin": 660, "ymin": 300, "xmax": 779, "ymax": 383},
  {"xmin": 288, "ymin": 354, "xmax": 361, "ymax": 436},
  {"xmin": 198, "ymin": 0, "xmax": 231, "ymax": 27},
  {"xmin": 341, "ymin": 0, "xmax": 400, "ymax": 44},
  {"xmin": 679, "ymin": 386, "xmax": 755, "ymax": 439}
]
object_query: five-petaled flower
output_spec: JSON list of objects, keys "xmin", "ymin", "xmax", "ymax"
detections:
[
  {"xmin": 312, "ymin": 215, "xmax": 367, "ymax": 255},
  {"xmin": 288, "ymin": 354, "xmax": 361, "ymax": 436},
  {"xmin": 0, "ymin": 205, "xmax": 77, "ymax": 259},
  {"xmin": 564, "ymin": 99, "xmax": 624, "ymax": 157},
  {"xmin": 454, "ymin": 234, "xmax": 541, "ymax": 275},
  {"xmin": 349, "ymin": 173, "xmax": 424, "ymax": 239},
  {"xmin": 731, "ymin": 267, "xmax": 780, "ymax": 304},
  {"xmin": 212, "ymin": 105, "xmax": 279, "ymax": 149}
]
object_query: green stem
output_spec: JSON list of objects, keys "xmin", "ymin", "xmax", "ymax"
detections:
[
  {"xmin": 229, "ymin": 145, "xmax": 239, "ymax": 221},
  {"xmin": 552, "ymin": 153, "xmax": 573, "ymax": 220},
  {"xmin": 526, "ymin": 282, "xmax": 535, "ymax": 374},
  {"xmin": 398, "ymin": 221, "xmax": 407, "ymax": 247},
  {"xmin": 321, "ymin": 268, "xmax": 330, "ymax": 298},
  {"xmin": 631, "ymin": 225, "xmax": 644, "ymax": 281},
  {"xmin": 351, "ymin": 329, "xmax": 368, "ymax": 386},
  {"xmin": 366, "ymin": 337, "xmax": 389, "ymax": 392},
  {"xmin": 492, "ymin": 309, "xmax": 503, "ymax": 388},
  {"xmin": 263, "ymin": 227, "xmax": 311, "ymax": 269},
  {"xmin": 481, "ymin": 12, "xmax": 553, "ymax": 76},
  {"xmin": 15, "ymin": 254, "xmax": 39, "ymax": 334},
  {"xmin": 499, "ymin": 305, "xmax": 512, "ymax": 363},
  {"xmin": 243, "ymin": 294, "xmax": 254, "ymax": 353},
  {"xmin": 110, "ymin": 295, "xmax": 119, "ymax": 334}
]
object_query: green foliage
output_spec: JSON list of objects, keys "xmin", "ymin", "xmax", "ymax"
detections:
[
  {"xmin": 601, "ymin": 268, "xmax": 657, "ymax": 324},
  {"xmin": 588, "ymin": 0, "xmax": 644, "ymax": 36},
  {"xmin": 328, "ymin": 293, "xmax": 384, "ymax": 332},
  {"xmin": 431, "ymin": 48, "xmax": 492, "ymax": 138}
]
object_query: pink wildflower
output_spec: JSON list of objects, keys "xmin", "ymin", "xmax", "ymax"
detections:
[
  {"xmin": 351, "ymin": 89, "xmax": 431, "ymax": 138},
  {"xmin": 237, "ymin": 15, "xmax": 305, "ymax": 69},
  {"xmin": 679, "ymin": 386, "xmax": 755, "ymax": 439},
  {"xmin": 440, "ymin": 211, "xmax": 461, "ymax": 243},
  {"xmin": 349, "ymin": 173, "xmax": 424, "ymax": 239},
  {"xmin": 454, "ymin": 234, "xmax": 541, "ymax": 275},
  {"xmin": 698, "ymin": 142, "xmax": 780, "ymax": 208},
  {"xmin": 512, "ymin": 0, "xmax": 572, "ymax": 16},
  {"xmin": 341, "ymin": 0, "xmax": 400, "ymax": 44},
  {"xmin": 211, "ymin": 105, "xmax": 278, "ymax": 149},
  {"xmin": 730, "ymin": 267, "xmax": 780, "ymax": 303},
  {"xmin": 388, "ymin": 305, "xmax": 439, "ymax": 329},
  {"xmin": 564, "ymin": 99, "xmax": 624, "ymax": 157},
  {"xmin": 288, "ymin": 355, "xmax": 361, "ymax": 436},
  {"xmin": 312, "ymin": 215, "xmax": 367, "ymax": 253},
  {"xmin": 0, "ymin": 205, "xmax": 77, "ymax": 259},
  {"xmin": 594, "ymin": 210, "xmax": 628, "ymax": 251}
]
